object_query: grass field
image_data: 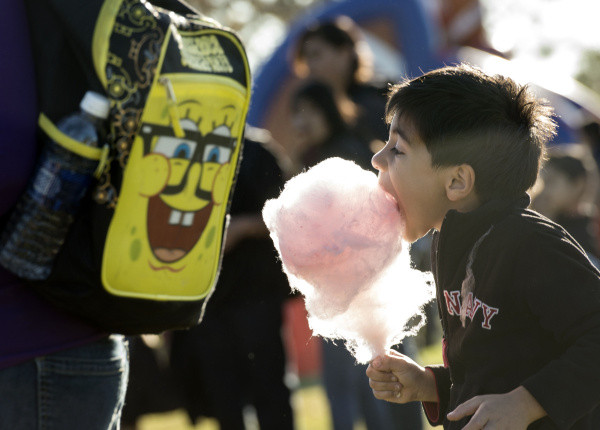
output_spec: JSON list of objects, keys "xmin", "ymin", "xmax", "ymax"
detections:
[{"xmin": 131, "ymin": 341, "xmax": 443, "ymax": 430}]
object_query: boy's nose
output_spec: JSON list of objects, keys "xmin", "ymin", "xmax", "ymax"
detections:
[{"xmin": 371, "ymin": 148, "xmax": 386, "ymax": 171}]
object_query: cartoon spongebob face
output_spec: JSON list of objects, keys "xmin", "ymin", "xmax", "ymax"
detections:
[
  {"xmin": 102, "ymin": 73, "xmax": 248, "ymax": 300},
  {"xmin": 142, "ymin": 115, "xmax": 233, "ymax": 264}
]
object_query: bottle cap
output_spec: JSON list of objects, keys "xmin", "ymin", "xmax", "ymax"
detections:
[{"xmin": 80, "ymin": 91, "xmax": 111, "ymax": 119}]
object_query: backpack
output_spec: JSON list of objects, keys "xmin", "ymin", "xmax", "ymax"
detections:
[{"xmin": 23, "ymin": 0, "xmax": 251, "ymax": 334}]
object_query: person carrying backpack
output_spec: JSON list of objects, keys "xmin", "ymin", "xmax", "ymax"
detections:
[
  {"xmin": 0, "ymin": 0, "xmax": 250, "ymax": 428},
  {"xmin": 0, "ymin": 2, "xmax": 128, "ymax": 428}
]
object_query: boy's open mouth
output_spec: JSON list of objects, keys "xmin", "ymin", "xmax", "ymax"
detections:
[{"xmin": 380, "ymin": 187, "xmax": 400, "ymax": 212}]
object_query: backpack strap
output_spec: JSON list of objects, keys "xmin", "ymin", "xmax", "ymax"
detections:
[{"xmin": 92, "ymin": 0, "xmax": 171, "ymax": 207}]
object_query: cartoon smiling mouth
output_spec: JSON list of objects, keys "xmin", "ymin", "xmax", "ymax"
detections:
[{"xmin": 147, "ymin": 195, "xmax": 214, "ymax": 263}]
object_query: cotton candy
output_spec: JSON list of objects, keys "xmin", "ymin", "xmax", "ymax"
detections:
[{"xmin": 262, "ymin": 157, "xmax": 434, "ymax": 363}]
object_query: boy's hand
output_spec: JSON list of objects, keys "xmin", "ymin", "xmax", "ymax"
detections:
[
  {"xmin": 366, "ymin": 349, "xmax": 437, "ymax": 404},
  {"xmin": 447, "ymin": 386, "xmax": 547, "ymax": 429}
]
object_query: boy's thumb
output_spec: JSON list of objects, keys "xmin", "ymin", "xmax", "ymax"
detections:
[{"xmin": 372, "ymin": 356, "xmax": 383, "ymax": 369}]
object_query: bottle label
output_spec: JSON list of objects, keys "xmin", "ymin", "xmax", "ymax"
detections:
[{"xmin": 30, "ymin": 148, "xmax": 93, "ymax": 213}]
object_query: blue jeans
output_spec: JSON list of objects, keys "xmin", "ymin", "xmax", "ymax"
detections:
[{"xmin": 0, "ymin": 335, "xmax": 129, "ymax": 430}]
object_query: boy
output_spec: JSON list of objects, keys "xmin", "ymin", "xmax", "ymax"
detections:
[{"xmin": 366, "ymin": 64, "xmax": 600, "ymax": 429}]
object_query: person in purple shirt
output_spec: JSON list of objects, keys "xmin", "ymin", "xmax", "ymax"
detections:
[{"xmin": 0, "ymin": 3, "xmax": 128, "ymax": 429}]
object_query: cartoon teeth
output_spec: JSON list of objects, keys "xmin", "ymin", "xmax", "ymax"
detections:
[
  {"xmin": 168, "ymin": 210, "xmax": 195, "ymax": 226},
  {"xmin": 182, "ymin": 212, "xmax": 194, "ymax": 226}
]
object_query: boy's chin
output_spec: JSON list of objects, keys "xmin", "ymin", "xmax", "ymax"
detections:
[
  {"xmin": 403, "ymin": 227, "xmax": 428, "ymax": 244},
  {"xmin": 402, "ymin": 230, "xmax": 419, "ymax": 243}
]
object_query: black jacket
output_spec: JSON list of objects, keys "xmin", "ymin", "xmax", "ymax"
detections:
[{"xmin": 424, "ymin": 196, "xmax": 600, "ymax": 429}]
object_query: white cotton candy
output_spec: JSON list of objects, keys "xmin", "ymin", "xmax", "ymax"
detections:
[{"xmin": 262, "ymin": 158, "xmax": 434, "ymax": 363}]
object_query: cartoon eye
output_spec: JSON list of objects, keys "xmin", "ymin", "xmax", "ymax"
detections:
[
  {"xmin": 203, "ymin": 144, "xmax": 231, "ymax": 164},
  {"xmin": 174, "ymin": 143, "xmax": 192, "ymax": 159},
  {"xmin": 213, "ymin": 124, "xmax": 232, "ymax": 137},
  {"xmin": 153, "ymin": 136, "xmax": 197, "ymax": 159},
  {"xmin": 207, "ymin": 147, "xmax": 220, "ymax": 162}
]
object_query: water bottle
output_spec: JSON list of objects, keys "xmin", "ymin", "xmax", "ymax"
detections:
[{"xmin": 0, "ymin": 91, "xmax": 110, "ymax": 280}]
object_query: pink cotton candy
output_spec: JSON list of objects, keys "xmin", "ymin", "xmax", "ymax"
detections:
[{"xmin": 262, "ymin": 158, "xmax": 434, "ymax": 363}]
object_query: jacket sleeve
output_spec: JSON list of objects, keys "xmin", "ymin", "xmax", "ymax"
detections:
[
  {"xmin": 517, "ymin": 228, "xmax": 600, "ymax": 429},
  {"xmin": 422, "ymin": 364, "xmax": 451, "ymax": 426}
]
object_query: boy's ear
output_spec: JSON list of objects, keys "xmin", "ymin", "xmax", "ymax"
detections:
[{"xmin": 445, "ymin": 164, "xmax": 476, "ymax": 202}]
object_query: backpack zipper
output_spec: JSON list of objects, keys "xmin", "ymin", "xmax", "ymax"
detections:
[{"xmin": 158, "ymin": 76, "xmax": 185, "ymax": 138}]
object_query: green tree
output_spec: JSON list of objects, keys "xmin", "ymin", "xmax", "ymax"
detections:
[{"xmin": 576, "ymin": 49, "xmax": 600, "ymax": 96}]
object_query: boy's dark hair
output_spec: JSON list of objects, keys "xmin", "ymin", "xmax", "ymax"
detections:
[{"xmin": 386, "ymin": 64, "xmax": 557, "ymax": 202}]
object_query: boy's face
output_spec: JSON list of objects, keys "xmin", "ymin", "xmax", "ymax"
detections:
[{"xmin": 372, "ymin": 113, "xmax": 452, "ymax": 242}]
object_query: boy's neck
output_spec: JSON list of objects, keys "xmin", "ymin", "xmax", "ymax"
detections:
[
  {"xmin": 454, "ymin": 193, "xmax": 481, "ymax": 214},
  {"xmin": 435, "ymin": 193, "xmax": 481, "ymax": 231}
]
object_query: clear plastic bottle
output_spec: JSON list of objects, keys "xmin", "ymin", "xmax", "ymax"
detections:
[{"xmin": 0, "ymin": 91, "xmax": 110, "ymax": 280}]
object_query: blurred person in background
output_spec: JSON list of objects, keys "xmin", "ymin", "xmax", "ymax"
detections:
[
  {"xmin": 290, "ymin": 79, "xmax": 423, "ymax": 430},
  {"xmin": 293, "ymin": 16, "xmax": 389, "ymax": 154},
  {"xmin": 0, "ymin": 3, "xmax": 128, "ymax": 429},
  {"xmin": 121, "ymin": 334, "xmax": 183, "ymax": 429},
  {"xmin": 580, "ymin": 121, "xmax": 600, "ymax": 173},
  {"xmin": 532, "ymin": 143, "xmax": 600, "ymax": 267},
  {"xmin": 290, "ymin": 80, "xmax": 374, "ymax": 173},
  {"xmin": 169, "ymin": 126, "xmax": 295, "ymax": 430}
]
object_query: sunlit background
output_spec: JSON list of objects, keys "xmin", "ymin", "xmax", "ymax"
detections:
[
  {"xmin": 481, "ymin": 0, "xmax": 600, "ymax": 92},
  {"xmin": 187, "ymin": 0, "xmax": 600, "ymax": 89}
]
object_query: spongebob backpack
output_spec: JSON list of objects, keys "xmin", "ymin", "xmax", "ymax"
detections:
[{"xmin": 24, "ymin": 0, "xmax": 250, "ymax": 333}]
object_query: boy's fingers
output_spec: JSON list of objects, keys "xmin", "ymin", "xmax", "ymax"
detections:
[
  {"xmin": 365, "ymin": 365, "xmax": 396, "ymax": 381},
  {"xmin": 368, "ymin": 353, "xmax": 408, "ymax": 374},
  {"xmin": 371, "ymin": 388, "xmax": 405, "ymax": 402},
  {"xmin": 372, "ymin": 356, "xmax": 383, "ymax": 368},
  {"xmin": 365, "ymin": 364, "xmax": 379, "ymax": 378},
  {"xmin": 366, "ymin": 360, "xmax": 399, "ymax": 380},
  {"xmin": 368, "ymin": 380, "xmax": 403, "ymax": 392},
  {"xmin": 368, "ymin": 356, "xmax": 389, "ymax": 373},
  {"xmin": 447, "ymin": 396, "xmax": 484, "ymax": 421},
  {"xmin": 460, "ymin": 410, "xmax": 489, "ymax": 430},
  {"xmin": 371, "ymin": 389, "xmax": 394, "ymax": 400},
  {"xmin": 386, "ymin": 349, "xmax": 406, "ymax": 359},
  {"xmin": 365, "ymin": 368, "xmax": 398, "ymax": 382}
]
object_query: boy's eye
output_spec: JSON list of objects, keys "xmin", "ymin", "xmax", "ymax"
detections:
[{"xmin": 391, "ymin": 147, "xmax": 405, "ymax": 156}]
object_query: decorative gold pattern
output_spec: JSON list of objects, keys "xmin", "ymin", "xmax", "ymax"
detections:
[{"xmin": 94, "ymin": 0, "xmax": 166, "ymax": 207}]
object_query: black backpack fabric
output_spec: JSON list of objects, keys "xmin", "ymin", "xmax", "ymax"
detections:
[{"xmin": 22, "ymin": 0, "xmax": 251, "ymax": 334}]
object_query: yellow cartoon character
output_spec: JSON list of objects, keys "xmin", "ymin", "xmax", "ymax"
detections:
[{"xmin": 101, "ymin": 69, "xmax": 248, "ymax": 300}]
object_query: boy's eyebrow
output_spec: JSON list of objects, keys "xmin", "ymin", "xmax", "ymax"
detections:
[{"xmin": 392, "ymin": 124, "xmax": 413, "ymax": 146}]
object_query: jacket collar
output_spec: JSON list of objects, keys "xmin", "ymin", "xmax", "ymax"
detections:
[{"xmin": 432, "ymin": 194, "xmax": 530, "ymax": 282}]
